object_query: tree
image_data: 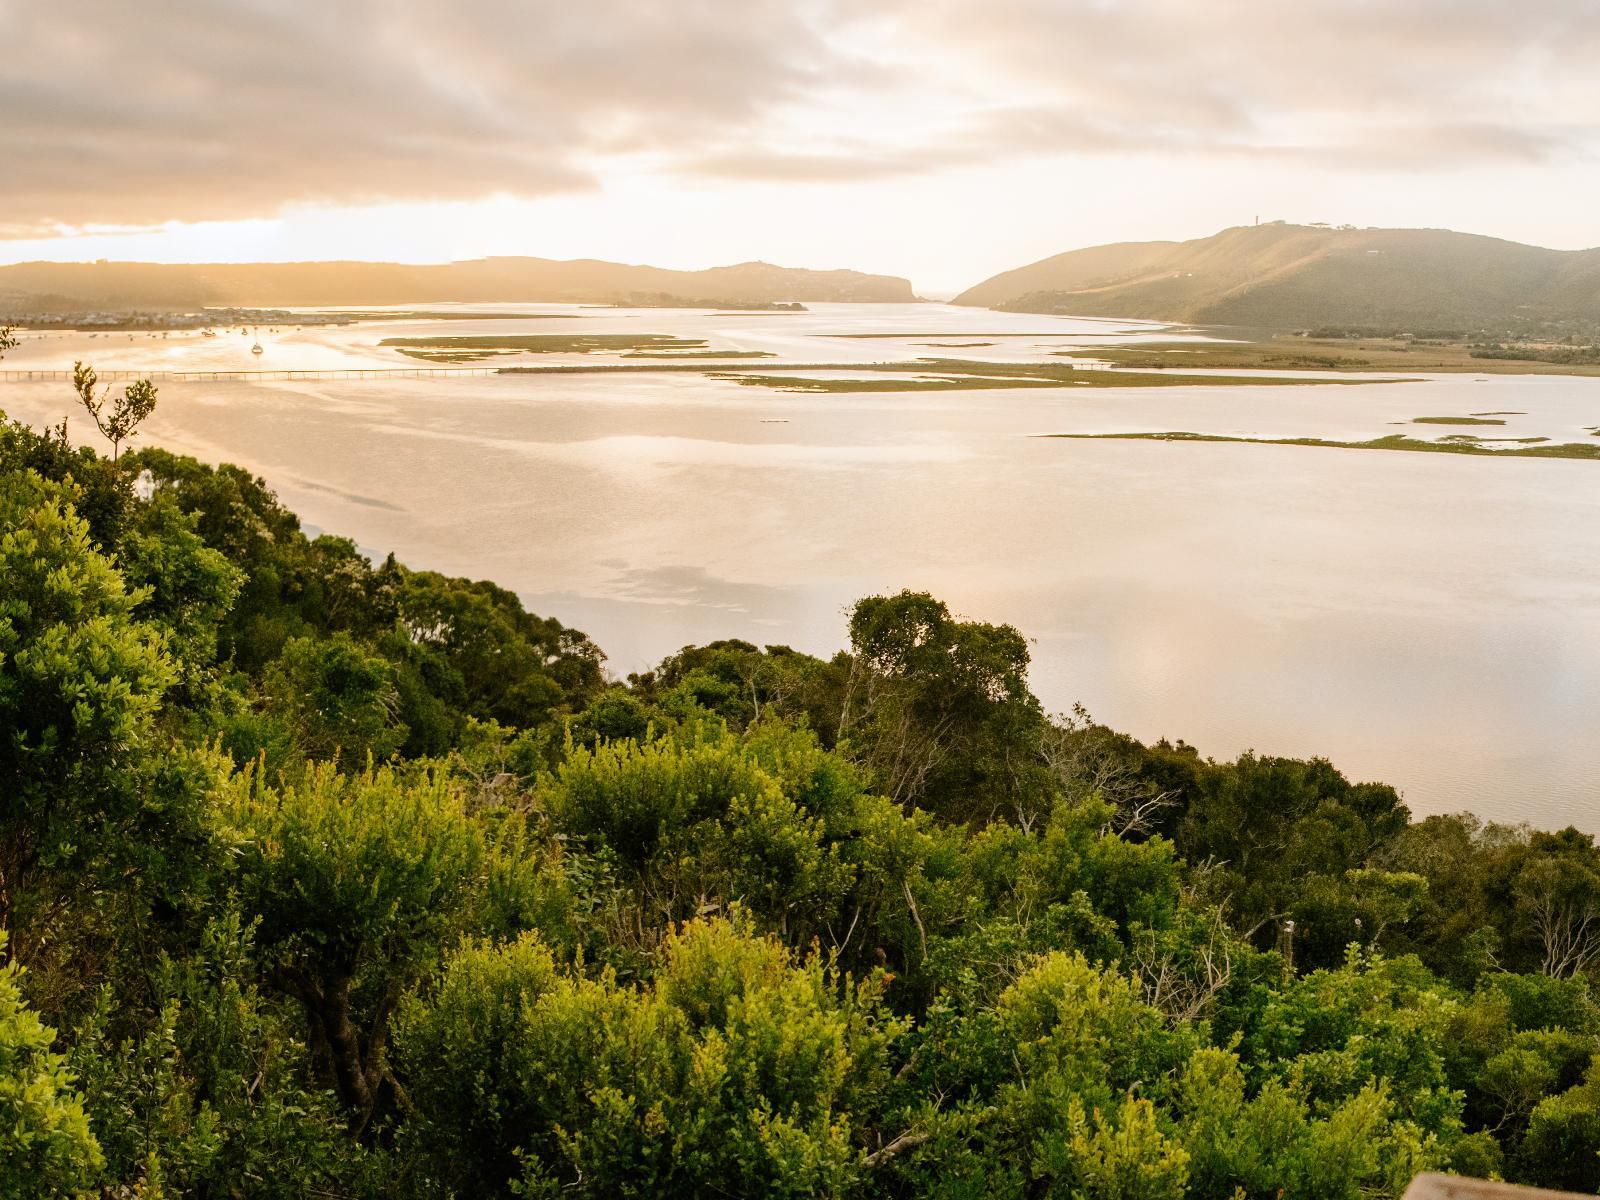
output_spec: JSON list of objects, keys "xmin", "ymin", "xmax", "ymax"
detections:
[
  {"xmin": 263, "ymin": 633, "xmax": 408, "ymax": 769},
  {"xmin": 395, "ymin": 917, "xmax": 904, "ymax": 1198},
  {"xmin": 1177, "ymin": 1047, "xmax": 1433, "ymax": 1200},
  {"xmin": 840, "ymin": 591, "xmax": 1045, "ymax": 822},
  {"xmin": 0, "ymin": 412, "xmax": 133, "ymax": 563},
  {"xmin": 886, "ymin": 951, "xmax": 1196, "ymax": 1199},
  {"xmin": 118, "ymin": 488, "xmax": 242, "ymax": 705},
  {"xmin": 396, "ymin": 570, "xmax": 604, "ymax": 727},
  {"xmin": 635, "ymin": 639, "xmax": 845, "ymax": 739},
  {"xmin": 71, "ymin": 363, "xmax": 157, "ymax": 463},
  {"xmin": 65, "ymin": 914, "xmax": 360, "ymax": 1198},
  {"xmin": 1519, "ymin": 1058, "xmax": 1600, "ymax": 1192},
  {"xmin": 0, "ymin": 468, "xmax": 175, "ymax": 940},
  {"xmin": 217, "ymin": 762, "xmax": 485, "ymax": 1135},
  {"xmin": 1173, "ymin": 753, "xmax": 1411, "ymax": 966},
  {"xmin": 539, "ymin": 724, "xmax": 854, "ymax": 943},
  {"xmin": 1344, "ymin": 867, "xmax": 1430, "ymax": 946},
  {"xmin": 0, "ymin": 933, "xmax": 103, "ymax": 1198},
  {"xmin": 1041, "ymin": 705, "xmax": 1179, "ymax": 837},
  {"xmin": 119, "ymin": 450, "xmax": 350, "ymax": 670},
  {"xmin": 116, "ymin": 449, "xmax": 602, "ymax": 752},
  {"xmin": 1513, "ymin": 839, "xmax": 1600, "ymax": 978}
]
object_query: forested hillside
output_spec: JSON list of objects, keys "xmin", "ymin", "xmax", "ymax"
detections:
[
  {"xmin": 956, "ymin": 223, "xmax": 1600, "ymax": 335},
  {"xmin": 7, "ymin": 351, "xmax": 1600, "ymax": 1196}
]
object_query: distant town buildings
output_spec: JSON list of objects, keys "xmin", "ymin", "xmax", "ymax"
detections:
[{"xmin": 0, "ymin": 307, "xmax": 353, "ymax": 330}]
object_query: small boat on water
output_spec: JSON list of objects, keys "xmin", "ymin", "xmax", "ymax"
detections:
[{"xmin": 251, "ymin": 342, "xmax": 264, "ymax": 355}]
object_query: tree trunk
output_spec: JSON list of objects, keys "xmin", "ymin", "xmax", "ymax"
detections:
[{"xmin": 277, "ymin": 967, "xmax": 399, "ymax": 1138}]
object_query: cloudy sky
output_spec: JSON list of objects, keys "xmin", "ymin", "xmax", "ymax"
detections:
[{"xmin": 3, "ymin": 0, "xmax": 1598, "ymax": 293}]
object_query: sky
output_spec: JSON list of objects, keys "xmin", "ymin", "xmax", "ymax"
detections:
[{"xmin": 3, "ymin": 0, "xmax": 1599, "ymax": 295}]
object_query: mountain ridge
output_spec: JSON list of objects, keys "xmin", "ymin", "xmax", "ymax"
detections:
[
  {"xmin": 0, "ymin": 256, "xmax": 916, "ymax": 312},
  {"xmin": 954, "ymin": 223, "xmax": 1600, "ymax": 332}
]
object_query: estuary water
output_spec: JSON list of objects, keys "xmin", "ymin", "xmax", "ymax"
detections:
[{"xmin": 4, "ymin": 303, "xmax": 1598, "ymax": 828}]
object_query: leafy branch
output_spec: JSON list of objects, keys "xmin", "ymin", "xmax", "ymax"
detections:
[{"xmin": 72, "ymin": 360, "xmax": 158, "ymax": 462}]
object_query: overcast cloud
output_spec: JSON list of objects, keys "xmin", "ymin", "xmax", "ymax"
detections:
[
  {"xmin": 0, "ymin": 0, "xmax": 850, "ymax": 232},
  {"xmin": 2, "ymin": 0, "xmax": 1597, "ymax": 270}
]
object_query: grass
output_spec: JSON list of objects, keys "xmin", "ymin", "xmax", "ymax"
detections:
[
  {"xmin": 831, "ymin": 331, "xmax": 1150, "ymax": 339},
  {"xmin": 381, "ymin": 333, "xmax": 709, "ymax": 361},
  {"xmin": 395, "ymin": 348, "xmax": 522, "ymax": 364},
  {"xmin": 1412, "ymin": 416, "xmax": 1506, "ymax": 426},
  {"xmin": 704, "ymin": 358, "xmax": 1401, "ymax": 393},
  {"xmin": 1044, "ymin": 431, "xmax": 1600, "ymax": 462},
  {"xmin": 1439, "ymin": 435, "xmax": 1548, "ymax": 444},
  {"xmin": 709, "ymin": 373, "xmax": 1068, "ymax": 393},
  {"xmin": 619, "ymin": 350, "xmax": 776, "ymax": 360},
  {"xmin": 1051, "ymin": 336, "xmax": 1600, "ymax": 377},
  {"xmin": 327, "ymin": 310, "xmax": 581, "ymax": 322},
  {"xmin": 875, "ymin": 358, "xmax": 1391, "ymax": 386},
  {"xmin": 489, "ymin": 357, "xmax": 1405, "ymax": 389}
]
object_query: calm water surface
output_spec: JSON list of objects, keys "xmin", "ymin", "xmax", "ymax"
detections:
[{"xmin": 5, "ymin": 304, "xmax": 1597, "ymax": 828}]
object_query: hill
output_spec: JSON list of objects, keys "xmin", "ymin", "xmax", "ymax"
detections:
[
  {"xmin": 954, "ymin": 223, "xmax": 1600, "ymax": 333},
  {"xmin": 0, "ymin": 256, "xmax": 915, "ymax": 313}
]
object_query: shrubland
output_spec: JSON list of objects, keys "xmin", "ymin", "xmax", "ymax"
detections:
[{"xmin": 5, "ymin": 357, "xmax": 1600, "ymax": 1196}]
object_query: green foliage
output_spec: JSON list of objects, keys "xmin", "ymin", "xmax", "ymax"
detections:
[
  {"xmin": 1104, "ymin": 748, "xmax": 1417, "ymax": 969},
  {"xmin": 541, "ymin": 725, "xmax": 854, "ymax": 945},
  {"xmin": 118, "ymin": 488, "xmax": 242, "ymax": 707},
  {"xmin": 396, "ymin": 570, "xmax": 603, "ymax": 727},
  {"xmin": 1519, "ymin": 1057, "xmax": 1600, "ymax": 1192},
  {"xmin": 631, "ymin": 639, "xmax": 847, "ymax": 741},
  {"xmin": 3, "ymin": 410, "xmax": 1598, "ymax": 1196},
  {"xmin": 0, "ymin": 934, "xmax": 103, "ymax": 1199},
  {"xmin": 1388, "ymin": 817, "xmax": 1600, "ymax": 985},
  {"xmin": 217, "ymin": 760, "xmax": 483, "ymax": 1023},
  {"xmin": 217, "ymin": 762, "xmax": 487, "ymax": 1131},
  {"xmin": 71, "ymin": 362, "xmax": 157, "ymax": 462},
  {"xmin": 264, "ymin": 632, "xmax": 408, "ymax": 768},
  {"xmin": 121, "ymin": 448, "xmax": 602, "ymax": 763},
  {"xmin": 0, "ymin": 412, "xmax": 132, "ymax": 548},
  {"xmin": 0, "ymin": 467, "xmax": 177, "ymax": 937},
  {"xmin": 843, "ymin": 590, "xmax": 1047, "ymax": 822},
  {"xmin": 884, "ymin": 953, "xmax": 1197, "ymax": 1198},
  {"xmin": 1227, "ymin": 950, "xmax": 1463, "ymax": 1142},
  {"xmin": 1046, "ymin": 1095, "xmax": 1190, "ymax": 1200},
  {"xmin": 68, "ymin": 914, "xmax": 364, "ymax": 1198},
  {"xmin": 397, "ymin": 917, "xmax": 903, "ymax": 1198},
  {"xmin": 1177, "ymin": 1047, "xmax": 1437, "ymax": 1200}
]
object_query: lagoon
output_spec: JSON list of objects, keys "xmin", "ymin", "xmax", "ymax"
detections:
[{"xmin": 4, "ymin": 303, "xmax": 1598, "ymax": 827}]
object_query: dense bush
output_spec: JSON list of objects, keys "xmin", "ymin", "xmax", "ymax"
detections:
[{"xmin": 5, "ymin": 393, "xmax": 1600, "ymax": 1197}]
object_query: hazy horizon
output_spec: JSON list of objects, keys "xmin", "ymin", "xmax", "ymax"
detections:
[
  {"xmin": 3, "ymin": 217, "xmax": 1598, "ymax": 304},
  {"xmin": 5, "ymin": 1, "xmax": 1599, "ymax": 294}
]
